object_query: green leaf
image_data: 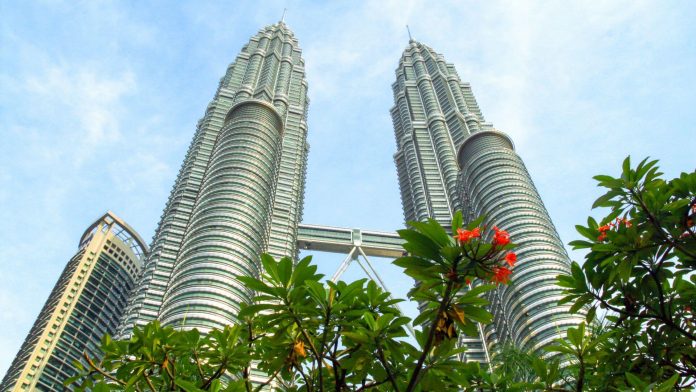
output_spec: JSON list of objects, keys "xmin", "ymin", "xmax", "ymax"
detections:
[
  {"xmin": 451, "ymin": 210, "xmax": 463, "ymax": 233},
  {"xmin": 617, "ymin": 260, "xmax": 632, "ymax": 282},
  {"xmin": 571, "ymin": 262, "xmax": 587, "ymax": 290},
  {"xmin": 625, "ymin": 372, "xmax": 647, "ymax": 388},
  {"xmin": 62, "ymin": 375, "xmax": 82, "ymax": 387},
  {"xmin": 592, "ymin": 190, "xmax": 621, "ymax": 209},
  {"xmin": 556, "ymin": 275, "xmax": 576, "ymax": 289},
  {"xmin": 393, "ymin": 256, "xmax": 435, "ymax": 269},
  {"xmin": 654, "ymin": 374, "xmax": 680, "ymax": 392},
  {"xmin": 92, "ymin": 383, "xmax": 110, "ymax": 392},
  {"xmin": 460, "ymin": 306, "xmax": 492, "ymax": 324},
  {"xmin": 342, "ymin": 331, "xmax": 370, "ymax": 344},
  {"xmin": 568, "ymin": 239, "xmax": 594, "ymax": 249},
  {"xmin": 567, "ymin": 325, "xmax": 581, "ymax": 346},
  {"xmin": 304, "ymin": 280, "xmax": 327, "ymax": 305},
  {"xmin": 175, "ymin": 379, "xmax": 206, "ymax": 392},
  {"xmin": 260, "ymin": 254, "xmax": 279, "ymax": 283},
  {"xmin": 462, "ymin": 284, "xmax": 496, "ymax": 298},
  {"xmin": 439, "ymin": 245, "xmax": 461, "ymax": 263},
  {"xmin": 277, "ymin": 257, "xmax": 292, "ymax": 287},
  {"xmin": 410, "ymin": 219, "xmax": 452, "ymax": 247},
  {"xmin": 466, "ymin": 215, "xmax": 486, "ymax": 230},
  {"xmin": 361, "ymin": 311, "xmax": 377, "ymax": 330},
  {"xmin": 236, "ymin": 276, "xmax": 277, "ymax": 297},
  {"xmin": 413, "ymin": 308, "xmax": 436, "ymax": 326},
  {"xmin": 398, "ymin": 229, "xmax": 442, "ymax": 261},
  {"xmin": 592, "ymin": 243, "xmax": 618, "ymax": 252},
  {"xmin": 531, "ymin": 356, "xmax": 547, "ymax": 378},
  {"xmin": 586, "ymin": 305, "xmax": 597, "ymax": 323},
  {"xmin": 593, "ymin": 174, "xmax": 621, "ymax": 188},
  {"xmin": 569, "ymin": 295, "xmax": 591, "ymax": 314},
  {"xmin": 575, "ymin": 225, "xmax": 596, "ymax": 241},
  {"xmin": 544, "ymin": 344, "xmax": 574, "ymax": 355},
  {"xmin": 622, "ymin": 156, "xmax": 632, "ymax": 180},
  {"xmin": 238, "ymin": 303, "xmax": 280, "ymax": 319}
]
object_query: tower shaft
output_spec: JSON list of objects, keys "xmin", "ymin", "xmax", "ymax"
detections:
[{"xmin": 119, "ymin": 23, "xmax": 309, "ymax": 334}]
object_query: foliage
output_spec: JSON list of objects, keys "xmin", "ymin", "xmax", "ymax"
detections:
[
  {"xmin": 66, "ymin": 157, "xmax": 696, "ymax": 391},
  {"xmin": 68, "ymin": 215, "xmax": 519, "ymax": 391},
  {"xmin": 558, "ymin": 157, "xmax": 696, "ymax": 389}
]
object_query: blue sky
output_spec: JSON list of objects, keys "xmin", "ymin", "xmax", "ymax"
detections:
[{"xmin": 1, "ymin": 0, "xmax": 695, "ymax": 372}]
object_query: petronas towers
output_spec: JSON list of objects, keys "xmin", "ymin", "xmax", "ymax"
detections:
[
  {"xmin": 3, "ymin": 20, "xmax": 584, "ymax": 390},
  {"xmin": 117, "ymin": 22, "xmax": 581, "ymax": 359}
]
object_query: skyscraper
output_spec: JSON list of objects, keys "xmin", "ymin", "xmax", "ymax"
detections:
[
  {"xmin": 0, "ymin": 212, "xmax": 147, "ymax": 392},
  {"xmin": 118, "ymin": 21, "xmax": 309, "ymax": 335},
  {"xmin": 390, "ymin": 39, "xmax": 584, "ymax": 360}
]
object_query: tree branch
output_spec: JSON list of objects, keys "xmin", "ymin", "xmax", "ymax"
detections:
[
  {"xmin": 82, "ymin": 352, "xmax": 127, "ymax": 386},
  {"xmin": 356, "ymin": 378, "xmax": 390, "ymax": 391},
  {"xmin": 631, "ymin": 188, "xmax": 696, "ymax": 258},
  {"xmin": 202, "ymin": 361, "xmax": 227, "ymax": 390},
  {"xmin": 376, "ymin": 343, "xmax": 400, "ymax": 391},
  {"xmin": 294, "ymin": 362, "xmax": 313, "ymax": 392},
  {"xmin": 253, "ymin": 367, "xmax": 283, "ymax": 392},
  {"xmin": 405, "ymin": 256, "xmax": 460, "ymax": 391}
]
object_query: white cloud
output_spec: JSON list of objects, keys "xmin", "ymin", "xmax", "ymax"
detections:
[{"xmin": 24, "ymin": 66, "xmax": 136, "ymax": 165}]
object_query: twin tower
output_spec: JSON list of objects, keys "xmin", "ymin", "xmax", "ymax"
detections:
[
  {"xmin": 4, "ymin": 21, "xmax": 584, "ymax": 390},
  {"xmin": 119, "ymin": 22, "xmax": 582, "ymax": 361}
]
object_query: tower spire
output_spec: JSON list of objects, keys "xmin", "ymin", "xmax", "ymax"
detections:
[
  {"xmin": 281, "ymin": 8, "xmax": 287, "ymax": 23},
  {"xmin": 406, "ymin": 25, "xmax": 413, "ymax": 42}
]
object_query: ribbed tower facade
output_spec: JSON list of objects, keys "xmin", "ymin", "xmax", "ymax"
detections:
[
  {"xmin": 391, "ymin": 39, "xmax": 493, "ymax": 362},
  {"xmin": 118, "ymin": 22, "xmax": 309, "ymax": 334},
  {"xmin": 1, "ymin": 212, "xmax": 147, "ymax": 392},
  {"xmin": 391, "ymin": 40, "xmax": 583, "ymax": 361}
]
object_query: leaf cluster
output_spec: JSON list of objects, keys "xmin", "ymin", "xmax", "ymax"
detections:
[{"xmin": 558, "ymin": 157, "xmax": 696, "ymax": 389}]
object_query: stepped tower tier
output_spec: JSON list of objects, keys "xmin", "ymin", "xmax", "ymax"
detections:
[{"xmin": 391, "ymin": 40, "xmax": 493, "ymax": 228}]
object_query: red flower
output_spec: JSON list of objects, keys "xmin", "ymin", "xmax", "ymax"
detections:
[
  {"xmin": 492, "ymin": 226, "xmax": 510, "ymax": 246},
  {"xmin": 456, "ymin": 227, "xmax": 481, "ymax": 243},
  {"xmin": 470, "ymin": 227, "xmax": 481, "ymax": 238},
  {"xmin": 598, "ymin": 233, "xmax": 607, "ymax": 241},
  {"xmin": 504, "ymin": 252, "xmax": 517, "ymax": 267},
  {"xmin": 598, "ymin": 224, "xmax": 611, "ymax": 233},
  {"xmin": 456, "ymin": 228, "xmax": 471, "ymax": 242},
  {"xmin": 491, "ymin": 266, "xmax": 512, "ymax": 284},
  {"xmin": 465, "ymin": 278, "xmax": 471, "ymax": 286}
]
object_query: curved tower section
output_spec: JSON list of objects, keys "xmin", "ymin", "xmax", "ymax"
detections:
[
  {"xmin": 457, "ymin": 131, "xmax": 585, "ymax": 354},
  {"xmin": 118, "ymin": 22, "xmax": 309, "ymax": 334},
  {"xmin": 158, "ymin": 101, "xmax": 283, "ymax": 328}
]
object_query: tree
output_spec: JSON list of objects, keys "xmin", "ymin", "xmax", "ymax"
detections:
[{"xmin": 558, "ymin": 157, "xmax": 695, "ymax": 389}]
